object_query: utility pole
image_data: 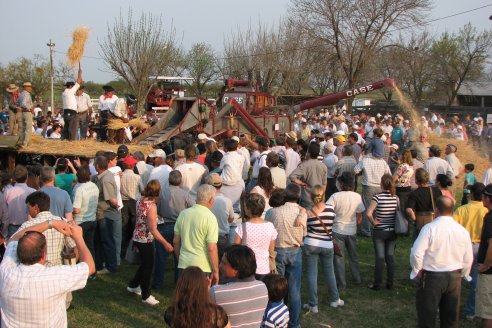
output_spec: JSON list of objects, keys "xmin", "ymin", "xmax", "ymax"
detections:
[{"xmin": 47, "ymin": 39, "xmax": 55, "ymax": 115}]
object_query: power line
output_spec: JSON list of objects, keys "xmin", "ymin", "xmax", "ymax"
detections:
[{"xmin": 52, "ymin": 4, "xmax": 492, "ymax": 64}]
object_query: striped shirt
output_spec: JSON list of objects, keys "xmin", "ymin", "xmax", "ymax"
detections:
[
  {"xmin": 371, "ymin": 192, "xmax": 398, "ymax": 231},
  {"xmin": 211, "ymin": 278, "xmax": 269, "ymax": 328},
  {"xmin": 261, "ymin": 301, "xmax": 289, "ymax": 328},
  {"xmin": 304, "ymin": 205, "xmax": 335, "ymax": 248}
]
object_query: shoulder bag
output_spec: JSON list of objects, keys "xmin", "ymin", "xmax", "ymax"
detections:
[
  {"xmin": 415, "ymin": 187, "xmax": 436, "ymax": 230},
  {"xmin": 312, "ymin": 210, "xmax": 342, "ymax": 257},
  {"xmin": 394, "ymin": 196, "xmax": 408, "ymax": 235}
]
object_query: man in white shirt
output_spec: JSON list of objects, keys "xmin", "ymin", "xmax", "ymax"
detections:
[
  {"xmin": 444, "ymin": 144, "xmax": 462, "ymax": 179},
  {"xmin": 236, "ymin": 136, "xmax": 251, "ymax": 182},
  {"xmin": 284, "ymin": 137, "xmax": 301, "ymax": 182},
  {"xmin": 76, "ymin": 85, "xmax": 92, "ymax": 140},
  {"xmin": 267, "ymin": 152, "xmax": 287, "ymax": 189},
  {"xmin": 175, "ymin": 144, "xmax": 207, "ymax": 201},
  {"xmin": 410, "ymin": 196, "xmax": 473, "ymax": 328},
  {"xmin": 0, "ymin": 219, "xmax": 94, "ymax": 327},
  {"xmin": 220, "ymin": 138, "xmax": 245, "ymax": 213},
  {"xmin": 423, "ymin": 145, "xmax": 454, "ymax": 186},
  {"xmin": 148, "ymin": 149, "xmax": 172, "ymax": 190},
  {"xmin": 61, "ymin": 66, "xmax": 82, "ymax": 140},
  {"xmin": 247, "ymin": 136, "xmax": 270, "ymax": 192},
  {"xmin": 98, "ymin": 85, "xmax": 118, "ymax": 142}
]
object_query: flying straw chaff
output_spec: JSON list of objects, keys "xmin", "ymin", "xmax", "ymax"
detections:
[{"xmin": 67, "ymin": 26, "xmax": 90, "ymax": 68}]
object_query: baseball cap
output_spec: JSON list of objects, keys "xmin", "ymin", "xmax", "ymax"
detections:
[
  {"xmin": 206, "ymin": 173, "xmax": 222, "ymax": 188},
  {"xmin": 149, "ymin": 149, "xmax": 166, "ymax": 159},
  {"xmin": 231, "ymin": 136, "xmax": 240, "ymax": 142},
  {"xmin": 117, "ymin": 144, "xmax": 129, "ymax": 157},
  {"xmin": 197, "ymin": 133, "xmax": 207, "ymax": 140},
  {"xmin": 122, "ymin": 156, "xmax": 138, "ymax": 166},
  {"xmin": 390, "ymin": 144, "xmax": 399, "ymax": 150}
]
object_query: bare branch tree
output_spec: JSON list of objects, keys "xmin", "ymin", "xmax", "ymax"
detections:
[
  {"xmin": 184, "ymin": 43, "xmax": 219, "ymax": 96},
  {"xmin": 99, "ymin": 10, "xmax": 178, "ymax": 113}
]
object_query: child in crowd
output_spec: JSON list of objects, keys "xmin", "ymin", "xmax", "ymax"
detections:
[
  {"xmin": 261, "ymin": 274, "xmax": 290, "ymax": 328},
  {"xmin": 366, "ymin": 128, "xmax": 385, "ymax": 159},
  {"xmin": 265, "ymin": 188, "xmax": 285, "ymax": 221},
  {"xmin": 462, "ymin": 163, "xmax": 477, "ymax": 205}
]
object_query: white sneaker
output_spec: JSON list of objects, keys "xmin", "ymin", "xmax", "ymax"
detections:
[
  {"xmin": 330, "ymin": 299, "xmax": 344, "ymax": 308},
  {"xmin": 142, "ymin": 295, "xmax": 160, "ymax": 306},
  {"xmin": 302, "ymin": 304, "xmax": 319, "ymax": 313},
  {"xmin": 97, "ymin": 268, "xmax": 111, "ymax": 275},
  {"xmin": 126, "ymin": 286, "xmax": 142, "ymax": 296}
]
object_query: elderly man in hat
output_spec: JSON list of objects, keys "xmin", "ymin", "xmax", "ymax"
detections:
[
  {"xmin": 76, "ymin": 85, "xmax": 92, "ymax": 140},
  {"xmin": 62, "ymin": 65, "xmax": 83, "ymax": 140},
  {"xmin": 98, "ymin": 85, "xmax": 118, "ymax": 142},
  {"xmin": 445, "ymin": 144, "xmax": 462, "ymax": 179},
  {"xmin": 16, "ymin": 82, "xmax": 34, "ymax": 147},
  {"xmin": 5, "ymin": 83, "xmax": 20, "ymax": 136}
]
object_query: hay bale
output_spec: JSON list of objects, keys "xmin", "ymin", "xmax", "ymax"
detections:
[
  {"xmin": 67, "ymin": 26, "xmax": 90, "ymax": 68},
  {"xmin": 108, "ymin": 119, "xmax": 128, "ymax": 130},
  {"xmin": 128, "ymin": 118, "xmax": 149, "ymax": 129},
  {"xmin": 18, "ymin": 136, "xmax": 152, "ymax": 157}
]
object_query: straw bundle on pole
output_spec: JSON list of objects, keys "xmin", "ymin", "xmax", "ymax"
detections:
[{"xmin": 67, "ymin": 26, "xmax": 90, "ymax": 68}]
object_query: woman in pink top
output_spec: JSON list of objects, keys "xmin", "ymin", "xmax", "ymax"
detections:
[{"xmin": 234, "ymin": 193, "xmax": 277, "ymax": 279}]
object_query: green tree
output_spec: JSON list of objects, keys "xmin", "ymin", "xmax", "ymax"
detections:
[
  {"xmin": 185, "ymin": 43, "xmax": 218, "ymax": 96},
  {"xmin": 431, "ymin": 23, "xmax": 492, "ymax": 105}
]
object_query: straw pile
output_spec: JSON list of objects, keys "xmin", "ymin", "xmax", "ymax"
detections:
[
  {"xmin": 108, "ymin": 118, "xmax": 149, "ymax": 130},
  {"xmin": 67, "ymin": 26, "xmax": 90, "ymax": 68},
  {"xmin": 18, "ymin": 135, "xmax": 153, "ymax": 157},
  {"xmin": 428, "ymin": 134, "xmax": 490, "ymax": 196}
]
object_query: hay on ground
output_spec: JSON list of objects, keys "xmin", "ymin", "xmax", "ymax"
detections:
[
  {"xmin": 67, "ymin": 26, "xmax": 90, "ymax": 68},
  {"xmin": 18, "ymin": 136, "xmax": 152, "ymax": 157}
]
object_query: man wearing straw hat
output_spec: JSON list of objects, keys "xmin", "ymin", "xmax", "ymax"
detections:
[
  {"xmin": 16, "ymin": 82, "xmax": 34, "ymax": 147},
  {"xmin": 62, "ymin": 66, "xmax": 82, "ymax": 140},
  {"xmin": 5, "ymin": 83, "xmax": 20, "ymax": 136}
]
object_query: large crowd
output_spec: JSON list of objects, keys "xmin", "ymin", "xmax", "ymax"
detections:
[{"xmin": 2, "ymin": 74, "xmax": 492, "ymax": 327}]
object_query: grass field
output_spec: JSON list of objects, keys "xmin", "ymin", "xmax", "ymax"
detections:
[{"xmin": 67, "ymin": 230, "xmax": 481, "ymax": 328}]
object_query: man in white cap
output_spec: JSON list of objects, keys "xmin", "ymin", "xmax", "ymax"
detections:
[
  {"xmin": 148, "ymin": 149, "xmax": 172, "ymax": 191},
  {"xmin": 16, "ymin": 82, "xmax": 34, "ymax": 147},
  {"xmin": 5, "ymin": 83, "xmax": 20, "ymax": 136},
  {"xmin": 61, "ymin": 65, "xmax": 82, "ymax": 140}
]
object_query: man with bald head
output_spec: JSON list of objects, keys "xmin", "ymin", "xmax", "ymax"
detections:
[
  {"xmin": 410, "ymin": 196, "xmax": 473, "ymax": 328},
  {"xmin": 0, "ymin": 219, "xmax": 94, "ymax": 327}
]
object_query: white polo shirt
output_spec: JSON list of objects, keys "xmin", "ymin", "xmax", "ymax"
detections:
[{"xmin": 62, "ymin": 83, "xmax": 80, "ymax": 110}]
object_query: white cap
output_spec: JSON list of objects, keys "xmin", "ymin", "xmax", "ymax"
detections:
[
  {"xmin": 231, "ymin": 136, "xmax": 240, "ymax": 142},
  {"xmin": 381, "ymin": 135, "xmax": 387, "ymax": 142},
  {"xmin": 335, "ymin": 130, "xmax": 345, "ymax": 136},
  {"xmin": 148, "ymin": 149, "xmax": 166, "ymax": 159},
  {"xmin": 369, "ymin": 117, "xmax": 376, "ymax": 123},
  {"xmin": 197, "ymin": 133, "xmax": 207, "ymax": 140},
  {"xmin": 390, "ymin": 144, "xmax": 399, "ymax": 150}
]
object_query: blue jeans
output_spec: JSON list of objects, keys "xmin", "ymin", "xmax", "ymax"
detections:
[
  {"xmin": 228, "ymin": 225, "xmax": 237, "ymax": 245},
  {"xmin": 303, "ymin": 244, "xmax": 339, "ymax": 305},
  {"xmin": 152, "ymin": 223, "xmax": 178, "ymax": 288},
  {"xmin": 332, "ymin": 232, "xmax": 361, "ymax": 289},
  {"xmin": 372, "ymin": 230, "xmax": 396, "ymax": 287},
  {"xmin": 97, "ymin": 218, "xmax": 117, "ymax": 272},
  {"xmin": 464, "ymin": 243, "xmax": 479, "ymax": 316},
  {"xmin": 112, "ymin": 214, "xmax": 122, "ymax": 266},
  {"xmin": 276, "ymin": 247, "xmax": 302, "ymax": 328}
]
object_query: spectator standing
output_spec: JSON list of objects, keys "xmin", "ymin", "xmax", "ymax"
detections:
[
  {"xmin": 210, "ymin": 245, "xmax": 269, "ymax": 328},
  {"xmin": 248, "ymin": 136, "xmax": 271, "ymax": 192},
  {"xmin": 267, "ymin": 183, "xmax": 307, "ymax": 328},
  {"xmin": 477, "ymin": 184, "xmax": 492, "ymax": 327},
  {"xmin": 3, "ymin": 165, "xmax": 35, "ymax": 238},
  {"xmin": 462, "ymin": 164, "xmax": 477, "ymax": 205},
  {"xmin": 453, "ymin": 183, "xmax": 488, "ymax": 320},
  {"xmin": 411, "ymin": 131, "xmax": 430, "ymax": 161},
  {"xmin": 148, "ymin": 148, "xmax": 172, "ymax": 190},
  {"xmin": 290, "ymin": 143, "xmax": 327, "ymax": 210},
  {"xmin": 5, "ymin": 83, "xmax": 20, "ymax": 136},
  {"xmin": 173, "ymin": 184, "xmax": 219, "ymax": 284},
  {"xmin": 153, "ymin": 170, "xmax": 194, "ymax": 288},
  {"xmin": 410, "ymin": 196, "xmax": 473, "ymax": 328},
  {"xmin": 127, "ymin": 180, "xmax": 173, "ymax": 306},
  {"xmin": 328, "ymin": 172, "xmax": 364, "ymax": 290},
  {"xmin": 0, "ymin": 220, "xmax": 94, "ymax": 327},
  {"xmin": 323, "ymin": 143, "xmax": 338, "ymax": 201},
  {"xmin": 234, "ymin": 193, "xmax": 277, "ymax": 279},
  {"xmin": 423, "ymin": 145, "xmax": 454, "ymax": 186},
  {"xmin": 220, "ymin": 138, "xmax": 245, "ymax": 213},
  {"xmin": 445, "ymin": 144, "xmax": 463, "ymax": 179},
  {"xmin": 303, "ymin": 185, "xmax": 344, "ymax": 314},
  {"xmin": 251, "ymin": 167, "xmax": 275, "ymax": 219},
  {"xmin": 366, "ymin": 174, "xmax": 398, "ymax": 290},
  {"xmin": 353, "ymin": 148, "xmax": 391, "ymax": 237},
  {"xmin": 176, "ymin": 144, "xmax": 208, "ymax": 201},
  {"xmin": 393, "ymin": 150, "xmax": 414, "ymax": 214},
  {"xmin": 266, "ymin": 152, "xmax": 287, "ymax": 189},
  {"xmin": 134, "ymin": 151, "xmax": 154, "ymax": 187},
  {"xmin": 120, "ymin": 156, "xmax": 144, "ymax": 259},
  {"xmin": 284, "ymin": 137, "xmax": 302, "ymax": 181},
  {"xmin": 73, "ymin": 165, "xmax": 99, "ymax": 260},
  {"xmin": 54, "ymin": 158, "xmax": 77, "ymax": 201}
]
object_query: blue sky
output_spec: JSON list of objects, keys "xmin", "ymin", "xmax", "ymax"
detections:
[{"xmin": 1, "ymin": 0, "xmax": 491, "ymax": 83}]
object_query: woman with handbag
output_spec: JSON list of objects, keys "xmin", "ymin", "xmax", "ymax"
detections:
[
  {"xmin": 126, "ymin": 180, "xmax": 174, "ymax": 306},
  {"xmin": 366, "ymin": 174, "xmax": 398, "ymax": 290},
  {"xmin": 234, "ymin": 193, "xmax": 278, "ymax": 280},
  {"xmin": 303, "ymin": 185, "xmax": 344, "ymax": 314}
]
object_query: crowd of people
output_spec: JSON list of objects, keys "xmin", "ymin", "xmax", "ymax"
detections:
[{"xmin": 1, "ymin": 103, "xmax": 492, "ymax": 327}]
